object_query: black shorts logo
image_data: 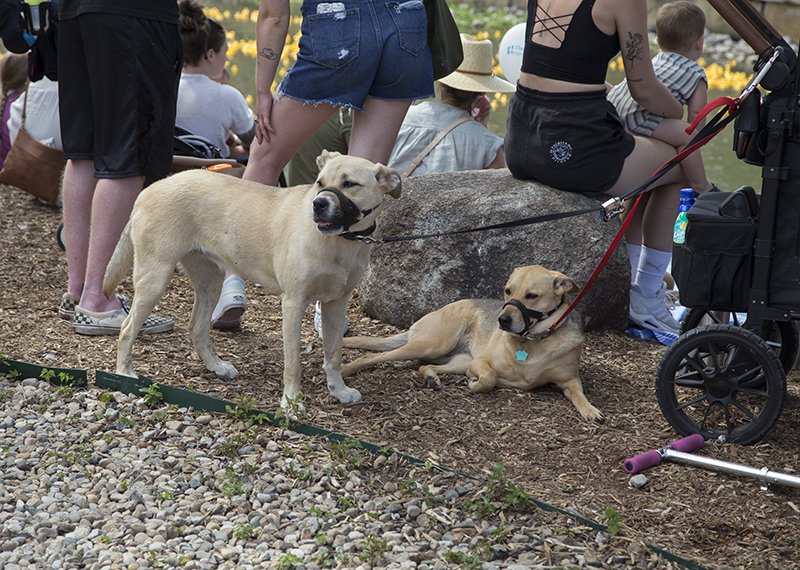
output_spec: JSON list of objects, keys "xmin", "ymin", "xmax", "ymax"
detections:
[{"xmin": 550, "ymin": 141, "xmax": 572, "ymax": 164}]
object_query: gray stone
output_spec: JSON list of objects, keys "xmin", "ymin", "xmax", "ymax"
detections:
[{"xmin": 358, "ymin": 170, "xmax": 629, "ymax": 332}]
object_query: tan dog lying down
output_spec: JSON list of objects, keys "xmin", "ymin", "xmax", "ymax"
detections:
[
  {"xmin": 103, "ymin": 151, "xmax": 401, "ymax": 408},
  {"xmin": 342, "ymin": 265, "xmax": 602, "ymax": 421}
]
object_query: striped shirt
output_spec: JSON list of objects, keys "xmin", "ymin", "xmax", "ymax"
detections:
[{"xmin": 607, "ymin": 51, "xmax": 707, "ymax": 136}]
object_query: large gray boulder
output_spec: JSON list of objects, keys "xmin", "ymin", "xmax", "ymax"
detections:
[{"xmin": 357, "ymin": 169, "xmax": 630, "ymax": 332}]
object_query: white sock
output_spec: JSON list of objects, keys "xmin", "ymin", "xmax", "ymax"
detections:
[
  {"xmin": 626, "ymin": 243, "xmax": 641, "ymax": 284},
  {"xmin": 635, "ymin": 246, "xmax": 672, "ymax": 297}
]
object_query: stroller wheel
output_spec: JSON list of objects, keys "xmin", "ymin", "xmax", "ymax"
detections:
[
  {"xmin": 681, "ymin": 308, "xmax": 798, "ymax": 373},
  {"xmin": 656, "ymin": 324, "xmax": 786, "ymax": 444},
  {"xmin": 56, "ymin": 221, "xmax": 66, "ymax": 251}
]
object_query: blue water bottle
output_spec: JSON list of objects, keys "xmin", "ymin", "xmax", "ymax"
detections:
[{"xmin": 673, "ymin": 188, "xmax": 695, "ymax": 244}]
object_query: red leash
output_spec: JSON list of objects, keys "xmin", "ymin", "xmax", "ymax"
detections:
[{"xmin": 548, "ymin": 96, "xmax": 741, "ymax": 333}]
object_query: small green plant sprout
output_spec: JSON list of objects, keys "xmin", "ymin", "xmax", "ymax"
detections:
[
  {"xmin": 158, "ymin": 490, "xmax": 174, "ymax": 501},
  {"xmin": 222, "ymin": 465, "xmax": 245, "ymax": 496},
  {"xmin": 443, "ymin": 550, "xmax": 481, "ymax": 570},
  {"xmin": 485, "ymin": 462, "xmax": 531, "ymax": 512},
  {"xmin": 140, "ymin": 383, "xmax": 164, "ymax": 407},
  {"xmin": 234, "ymin": 522, "xmax": 259, "ymax": 540},
  {"xmin": 99, "ymin": 535, "xmax": 112, "ymax": 544},
  {"xmin": 274, "ymin": 393, "xmax": 307, "ymax": 428},
  {"xmin": 276, "ymin": 553, "xmax": 303, "ymax": 570},
  {"xmin": 58, "ymin": 371, "xmax": 77, "ymax": 385},
  {"xmin": 39, "ymin": 368, "xmax": 56, "ymax": 382},
  {"xmin": 359, "ymin": 537, "xmax": 390, "ymax": 565},
  {"xmin": 330, "ymin": 437, "xmax": 369, "ymax": 470},
  {"xmin": 99, "ymin": 392, "xmax": 113, "ymax": 403},
  {"xmin": 147, "ymin": 550, "xmax": 165, "ymax": 568},
  {"xmin": 604, "ymin": 507, "xmax": 622, "ymax": 537}
]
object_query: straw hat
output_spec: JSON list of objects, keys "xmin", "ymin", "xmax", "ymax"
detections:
[{"xmin": 438, "ymin": 34, "xmax": 516, "ymax": 93}]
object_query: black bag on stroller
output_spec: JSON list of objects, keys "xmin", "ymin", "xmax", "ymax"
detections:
[{"xmin": 672, "ymin": 187, "xmax": 759, "ymax": 311}]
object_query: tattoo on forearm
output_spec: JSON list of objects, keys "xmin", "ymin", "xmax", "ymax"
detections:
[
  {"xmin": 625, "ymin": 32, "xmax": 643, "ymax": 70},
  {"xmin": 259, "ymin": 47, "xmax": 278, "ymax": 61}
]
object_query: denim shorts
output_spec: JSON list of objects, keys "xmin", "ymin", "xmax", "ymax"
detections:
[
  {"xmin": 504, "ymin": 85, "xmax": 635, "ymax": 195},
  {"xmin": 278, "ymin": 0, "xmax": 435, "ymax": 110},
  {"xmin": 58, "ymin": 14, "xmax": 182, "ymax": 180}
]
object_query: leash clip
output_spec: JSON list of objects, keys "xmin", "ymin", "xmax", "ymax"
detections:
[
  {"xmin": 600, "ymin": 197, "xmax": 625, "ymax": 221},
  {"xmin": 349, "ymin": 234, "xmax": 382, "ymax": 244}
]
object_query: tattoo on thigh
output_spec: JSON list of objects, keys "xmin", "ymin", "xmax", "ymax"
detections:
[
  {"xmin": 259, "ymin": 47, "xmax": 278, "ymax": 61},
  {"xmin": 625, "ymin": 32, "xmax": 643, "ymax": 70}
]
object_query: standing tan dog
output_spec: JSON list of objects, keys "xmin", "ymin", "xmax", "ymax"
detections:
[
  {"xmin": 342, "ymin": 265, "xmax": 602, "ymax": 420},
  {"xmin": 103, "ymin": 151, "xmax": 401, "ymax": 408}
]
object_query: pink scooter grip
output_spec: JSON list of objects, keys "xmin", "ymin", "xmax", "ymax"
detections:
[
  {"xmin": 669, "ymin": 433, "xmax": 705, "ymax": 453},
  {"xmin": 624, "ymin": 450, "xmax": 662, "ymax": 474},
  {"xmin": 623, "ymin": 434, "xmax": 706, "ymax": 474}
]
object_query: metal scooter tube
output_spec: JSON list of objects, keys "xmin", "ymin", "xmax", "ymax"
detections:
[{"xmin": 662, "ymin": 450, "xmax": 800, "ymax": 490}]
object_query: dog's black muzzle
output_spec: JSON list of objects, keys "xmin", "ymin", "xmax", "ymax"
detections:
[
  {"xmin": 500, "ymin": 296, "xmax": 564, "ymax": 335},
  {"xmin": 314, "ymin": 187, "xmax": 378, "ymax": 237}
]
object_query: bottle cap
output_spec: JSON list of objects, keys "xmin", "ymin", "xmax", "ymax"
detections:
[{"xmin": 680, "ymin": 188, "xmax": 694, "ymax": 199}]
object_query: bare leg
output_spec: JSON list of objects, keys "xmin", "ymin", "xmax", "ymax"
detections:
[
  {"xmin": 62, "ymin": 158, "xmax": 145, "ymax": 313},
  {"xmin": 349, "ymin": 97, "xmax": 412, "ymax": 164},
  {"xmin": 651, "ymin": 119, "xmax": 712, "ymax": 193},
  {"xmin": 243, "ymin": 97, "xmax": 336, "ymax": 185},
  {"xmin": 62, "ymin": 159, "xmax": 95, "ymax": 298},
  {"xmin": 606, "ymin": 136, "xmax": 687, "ymax": 252}
]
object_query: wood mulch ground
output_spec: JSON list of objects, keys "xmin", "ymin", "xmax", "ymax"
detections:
[{"xmin": 2, "ymin": 182, "xmax": 799, "ymax": 569}]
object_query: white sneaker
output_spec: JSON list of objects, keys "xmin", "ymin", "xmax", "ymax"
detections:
[
  {"xmin": 212, "ymin": 275, "xmax": 247, "ymax": 329},
  {"xmin": 629, "ymin": 282, "xmax": 680, "ymax": 335},
  {"xmin": 314, "ymin": 300, "xmax": 349, "ymax": 340}
]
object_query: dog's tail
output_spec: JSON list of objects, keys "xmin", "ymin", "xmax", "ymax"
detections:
[
  {"xmin": 102, "ymin": 222, "xmax": 134, "ymax": 299},
  {"xmin": 342, "ymin": 333, "xmax": 409, "ymax": 351}
]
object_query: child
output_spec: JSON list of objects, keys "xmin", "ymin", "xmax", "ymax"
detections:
[{"xmin": 608, "ymin": 1, "xmax": 716, "ymax": 196}]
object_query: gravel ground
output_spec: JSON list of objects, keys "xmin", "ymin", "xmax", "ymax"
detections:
[{"xmin": 0, "ymin": 374, "xmax": 694, "ymax": 570}]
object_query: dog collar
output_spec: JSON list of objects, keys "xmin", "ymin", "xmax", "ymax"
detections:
[
  {"xmin": 342, "ymin": 223, "xmax": 377, "ymax": 241},
  {"xmin": 521, "ymin": 315, "xmax": 570, "ymax": 342},
  {"xmin": 503, "ymin": 294, "xmax": 566, "ymax": 337}
]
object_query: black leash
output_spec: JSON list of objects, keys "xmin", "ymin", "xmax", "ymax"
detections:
[{"xmin": 343, "ymin": 204, "xmax": 602, "ymax": 244}]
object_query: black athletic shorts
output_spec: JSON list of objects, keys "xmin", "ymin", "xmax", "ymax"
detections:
[
  {"xmin": 58, "ymin": 13, "xmax": 182, "ymax": 180},
  {"xmin": 504, "ymin": 84, "xmax": 635, "ymax": 195}
]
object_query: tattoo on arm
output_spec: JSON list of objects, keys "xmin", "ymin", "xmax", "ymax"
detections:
[
  {"xmin": 259, "ymin": 47, "xmax": 278, "ymax": 61},
  {"xmin": 625, "ymin": 32, "xmax": 643, "ymax": 70},
  {"xmin": 238, "ymin": 125, "xmax": 256, "ymax": 148}
]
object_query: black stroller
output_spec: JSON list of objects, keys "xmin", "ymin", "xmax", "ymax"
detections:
[{"xmin": 655, "ymin": 0, "xmax": 800, "ymax": 444}]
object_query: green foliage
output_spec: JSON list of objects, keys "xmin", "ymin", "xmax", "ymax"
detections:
[
  {"xmin": 39, "ymin": 368, "xmax": 56, "ymax": 382},
  {"xmin": 444, "ymin": 550, "xmax": 482, "ymax": 570},
  {"xmin": 139, "ymin": 383, "xmax": 164, "ymax": 407},
  {"xmin": 330, "ymin": 437, "xmax": 369, "ymax": 470},
  {"xmin": 359, "ymin": 537, "xmax": 390, "ymax": 565},
  {"xmin": 234, "ymin": 522, "xmax": 259, "ymax": 540},
  {"xmin": 276, "ymin": 553, "xmax": 303, "ymax": 570},
  {"xmin": 222, "ymin": 465, "xmax": 245, "ymax": 496},
  {"xmin": 604, "ymin": 507, "xmax": 622, "ymax": 537},
  {"xmin": 463, "ymin": 462, "xmax": 532, "ymax": 518},
  {"xmin": 274, "ymin": 393, "xmax": 308, "ymax": 429},
  {"xmin": 226, "ymin": 392, "xmax": 271, "ymax": 426}
]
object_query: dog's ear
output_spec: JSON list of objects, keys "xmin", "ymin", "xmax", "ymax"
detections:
[
  {"xmin": 375, "ymin": 165, "xmax": 402, "ymax": 199},
  {"xmin": 316, "ymin": 150, "xmax": 343, "ymax": 171},
  {"xmin": 553, "ymin": 276, "xmax": 580, "ymax": 295}
]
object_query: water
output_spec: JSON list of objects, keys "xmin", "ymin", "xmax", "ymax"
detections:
[{"xmin": 210, "ymin": 1, "xmax": 764, "ymax": 193}]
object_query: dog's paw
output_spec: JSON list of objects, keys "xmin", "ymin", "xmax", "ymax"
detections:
[
  {"xmin": 424, "ymin": 375, "xmax": 442, "ymax": 391},
  {"xmin": 331, "ymin": 386, "xmax": 362, "ymax": 404},
  {"xmin": 582, "ymin": 406, "xmax": 604, "ymax": 423},
  {"xmin": 211, "ymin": 360, "xmax": 239, "ymax": 379}
]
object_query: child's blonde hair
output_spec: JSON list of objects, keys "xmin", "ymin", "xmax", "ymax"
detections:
[{"xmin": 656, "ymin": 1, "xmax": 706, "ymax": 54}]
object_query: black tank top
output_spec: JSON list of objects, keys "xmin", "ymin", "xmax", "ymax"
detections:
[{"xmin": 521, "ymin": 0, "xmax": 620, "ymax": 85}]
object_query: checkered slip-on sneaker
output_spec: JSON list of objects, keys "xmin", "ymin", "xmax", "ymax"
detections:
[
  {"xmin": 60, "ymin": 293, "xmax": 131, "ymax": 321},
  {"xmin": 59, "ymin": 293, "xmax": 79, "ymax": 320},
  {"xmin": 72, "ymin": 304, "xmax": 173, "ymax": 336}
]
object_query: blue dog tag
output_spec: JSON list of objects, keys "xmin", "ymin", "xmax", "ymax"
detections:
[{"xmin": 515, "ymin": 349, "xmax": 528, "ymax": 362}]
